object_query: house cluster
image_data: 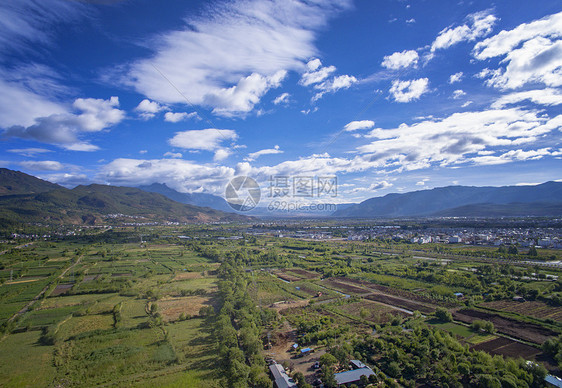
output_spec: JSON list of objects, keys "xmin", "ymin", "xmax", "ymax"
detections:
[
  {"xmin": 346, "ymin": 227, "xmax": 562, "ymax": 249},
  {"xmin": 268, "ymin": 359, "xmax": 375, "ymax": 388}
]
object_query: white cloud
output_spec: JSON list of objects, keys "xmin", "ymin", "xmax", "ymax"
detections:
[
  {"xmin": 431, "ymin": 10, "xmax": 497, "ymax": 52},
  {"xmin": 7, "ymin": 148, "xmax": 53, "ymax": 157},
  {"xmin": 350, "ymin": 181, "xmax": 392, "ymax": 193},
  {"xmin": 492, "ymin": 88, "xmax": 562, "ymax": 108},
  {"xmin": 381, "ymin": 50, "xmax": 419, "ymax": 70},
  {"xmin": 449, "ymin": 72, "xmax": 464, "ymax": 84},
  {"xmin": 452, "ymin": 89, "xmax": 466, "ymax": 99},
  {"xmin": 164, "ymin": 152, "xmax": 182, "ymax": 158},
  {"xmin": 462, "ymin": 101, "xmax": 473, "ymax": 107},
  {"xmin": 358, "ymin": 108, "xmax": 562, "ymax": 170},
  {"xmin": 312, "ymin": 74, "xmax": 357, "ymax": 101},
  {"xmin": 406, "ymin": 18, "xmax": 415, "ymax": 24},
  {"xmin": 135, "ymin": 99, "xmax": 166, "ymax": 119},
  {"xmin": 39, "ymin": 172, "xmax": 89, "ymax": 188},
  {"xmin": 300, "ymin": 58, "xmax": 357, "ymax": 101},
  {"xmin": 19, "ymin": 160, "xmax": 64, "ymax": 171},
  {"xmin": 389, "ymin": 78, "xmax": 429, "ymax": 102},
  {"xmin": 344, "ymin": 120, "xmax": 375, "ymax": 132},
  {"xmin": 213, "ymin": 148, "xmax": 232, "ymax": 162},
  {"xmin": 244, "ymin": 145, "xmax": 283, "ymax": 161},
  {"xmin": 126, "ymin": 0, "xmax": 351, "ymax": 116},
  {"xmin": 3, "ymin": 96, "xmax": 125, "ymax": 151},
  {"xmin": 0, "ymin": 70, "xmax": 67, "ymax": 129},
  {"xmin": 139, "ymin": 150, "xmax": 148, "ymax": 154},
  {"xmin": 164, "ymin": 111, "xmax": 198, "ymax": 123},
  {"xmin": 168, "ymin": 128, "xmax": 238, "ymax": 152},
  {"xmin": 300, "ymin": 59, "xmax": 336, "ymax": 86},
  {"xmin": 0, "ymin": 0, "xmax": 85, "ymax": 58},
  {"xmin": 273, "ymin": 92, "xmax": 290, "ymax": 105},
  {"xmin": 473, "ymin": 12, "xmax": 562, "ymax": 90},
  {"xmin": 99, "ymin": 158, "xmax": 236, "ymax": 194}
]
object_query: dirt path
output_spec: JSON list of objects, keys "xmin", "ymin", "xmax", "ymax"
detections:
[
  {"xmin": 322, "ymin": 278, "xmax": 435, "ymax": 314},
  {"xmin": 6, "ymin": 255, "xmax": 83, "ymax": 324}
]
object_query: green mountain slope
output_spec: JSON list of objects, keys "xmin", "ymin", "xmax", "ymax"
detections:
[{"xmin": 0, "ymin": 170, "xmax": 249, "ymax": 225}]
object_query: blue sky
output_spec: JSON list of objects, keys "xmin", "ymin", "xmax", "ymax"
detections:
[{"xmin": 0, "ymin": 0, "xmax": 561, "ymax": 204}]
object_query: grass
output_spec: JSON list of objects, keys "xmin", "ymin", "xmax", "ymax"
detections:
[
  {"xmin": 53, "ymin": 326, "xmax": 172, "ymax": 386},
  {"xmin": 120, "ymin": 298, "xmax": 149, "ymax": 328},
  {"xmin": 0, "ymin": 330, "xmax": 56, "ymax": 387},
  {"xmin": 166, "ymin": 318, "xmax": 220, "ymax": 380},
  {"xmin": 57, "ymin": 314, "xmax": 115, "ymax": 340},
  {"xmin": 20, "ymin": 305, "xmax": 81, "ymax": 328},
  {"xmin": 466, "ymin": 333, "xmax": 498, "ymax": 345},
  {"xmin": 430, "ymin": 321, "xmax": 474, "ymax": 338}
]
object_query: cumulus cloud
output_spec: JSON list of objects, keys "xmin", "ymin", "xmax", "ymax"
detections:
[
  {"xmin": 381, "ymin": 50, "xmax": 419, "ymax": 70},
  {"xmin": 300, "ymin": 58, "xmax": 357, "ymax": 101},
  {"xmin": 491, "ymin": 88, "xmax": 562, "ymax": 108},
  {"xmin": 168, "ymin": 128, "xmax": 238, "ymax": 160},
  {"xmin": 164, "ymin": 111, "xmax": 198, "ymax": 123},
  {"xmin": 431, "ymin": 10, "xmax": 497, "ymax": 52},
  {"xmin": 3, "ymin": 96, "xmax": 125, "ymax": 151},
  {"xmin": 449, "ymin": 72, "xmax": 464, "ymax": 84},
  {"xmin": 244, "ymin": 145, "xmax": 283, "ymax": 161},
  {"xmin": 344, "ymin": 120, "xmax": 375, "ymax": 132},
  {"xmin": 39, "ymin": 172, "xmax": 89, "ymax": 188},
  {"xmin": 126, "ymin": 0, "xmax": 351, "ymax": 116},
  {"xmin": 212, "ymin": 149, "xmax": 231, "ymax": 161},
  {"xmin": 452, "ymin": 89, "xmax": 466, "ymax": 99},
  {"xmin": 300, "ymin": 59, "xmax": 336, "ymax": 86},
  {"xmin": 99, "ymin": 158, "xmax": 236, "ymax": 194},
  {"xmin": 389, "ymin": 78, "xmax": 429, "ymax": 102},
  {"xmin": 135, "ymin": 99, "xmax": 166, "ymax": 119},
  {"xmin": 473, "ymin": 11, "xmax": 562, "ymax": 90},
  {"xmin": 358, "ymin": 108, "xmax": 562, "ymax": 169}
]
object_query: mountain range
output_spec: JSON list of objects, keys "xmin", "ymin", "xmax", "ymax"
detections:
[
  {"xmin": 0, "ymin": 169, "xmax": 248, "ymax": 226},
  {"xmin": 138, "ymin": 183, "xmax": 233, "ymax": 212},
  {"xmin": 332, "ymin": 181, "xmax": 562, "ymax": 218}
]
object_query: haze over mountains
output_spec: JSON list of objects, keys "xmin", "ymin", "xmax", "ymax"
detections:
[
  {"xmin": 332, "ymin": 182, "xmax": 562, "ymax": 218},
  {"xmin": 1, "ymin": 168, "xmax": 561, "ymax": 224}
]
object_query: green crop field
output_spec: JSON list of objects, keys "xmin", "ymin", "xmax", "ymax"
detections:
[{"xmin": 0, "ymin": 224, "xmax": 561, "ymax": 387}]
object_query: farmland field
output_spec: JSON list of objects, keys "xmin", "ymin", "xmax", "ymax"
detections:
[
  {"xmin": 1, "ymin": 223, "xmax": 562, "ymax": 386},
  {"xmin": 480, "ymin": 300, "xmax": 562, "ymax": 322}
]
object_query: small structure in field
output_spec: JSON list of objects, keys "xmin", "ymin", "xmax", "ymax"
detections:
[
  {"xmin": 334, "ymin": 360, "xmax": 375, "ymax": 386},
  {"xmin": 269, "ymin": 363, "xmax": 297, "ymax": 388}
]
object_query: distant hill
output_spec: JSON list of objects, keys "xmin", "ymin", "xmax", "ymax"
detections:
[
  {"xmin": 332, "ymin": 182, "xmax": 562, "ymax": 218},
  {"xmin": 0, "ymin": 169, "xmax": 249, "ymax": 225},
  {"xmin": 0, "ymin": 168, "xmax": 62, "ymax": 196},
  {"xmin": 138, "ymin": 183, "xmax": 232, "ymax": 212}
]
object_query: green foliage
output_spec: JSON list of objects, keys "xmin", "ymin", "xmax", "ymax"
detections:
[{"xmin": 435, "ymin": 307, "xmax": 453, "ymax": 322}]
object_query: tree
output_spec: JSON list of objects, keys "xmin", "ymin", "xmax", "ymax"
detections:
[
  {"xmin": 320, "ymin": 364, "xmax": 338, "ymax": 388},
  {"xmin": 483, "ymin": 321, "xmax": 495, "ymax": 334},
  {"xmin": 435, "ymin": 307, "xmax": 453, "ymax": 322},
  {"xmin": 528, "ymin": 246, "xmax": 538, "ymax": 257},
  {"xmin": 320, "ymin": 353, "xmax": 337, "ymax": 367},
  {"xmin": 507, "ymin": 245, "xmax": 518, "ymax": 255}
]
